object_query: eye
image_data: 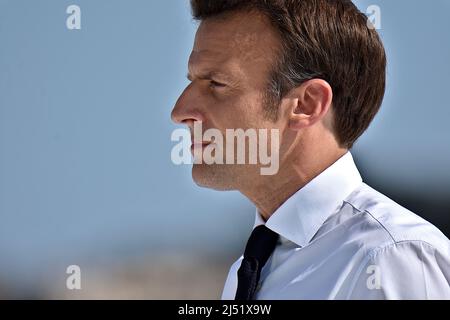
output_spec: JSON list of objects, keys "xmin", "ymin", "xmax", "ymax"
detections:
[{"xmin": 209, "ymin": 80, "xmax": 226, "ymax": 89}]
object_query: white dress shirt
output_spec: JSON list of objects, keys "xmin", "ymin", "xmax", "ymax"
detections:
[{"xmin": 222, "ymin": 152, "xmax": 450, "ymax": 300}]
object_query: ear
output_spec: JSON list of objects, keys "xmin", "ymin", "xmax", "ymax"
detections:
[{"xmin": 287, "ymin": 79, "xmax": 333, "ymax": 131}]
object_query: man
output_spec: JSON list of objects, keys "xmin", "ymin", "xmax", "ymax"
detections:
[{"xmin": 171, "ymin": 0, "xmax": 450, "ymax": 299}]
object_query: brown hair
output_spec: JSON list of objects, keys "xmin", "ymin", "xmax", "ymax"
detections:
[{"xmin": 190, "ymin": 0, "xmax": 386, "ymax": 149}]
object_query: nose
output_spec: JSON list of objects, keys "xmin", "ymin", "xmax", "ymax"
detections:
[{"xmin": 171, "ymin": 84, "xmax": 204, "ymax": 126}]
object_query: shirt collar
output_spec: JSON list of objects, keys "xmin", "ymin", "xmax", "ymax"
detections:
[{"xmin": 253, "ymin": 152, "xmax": 363, "ymax": 247}]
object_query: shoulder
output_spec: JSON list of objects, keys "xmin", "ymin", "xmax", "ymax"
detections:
[
  {"xmin": 344, "ymin": 183, "xmax": 450, "ymax": 252},
  {"xmin": 340, "ymin": 184, "xmax": 450, "ymax": 298}
]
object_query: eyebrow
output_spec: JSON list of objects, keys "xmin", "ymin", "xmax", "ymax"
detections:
[{"xmin": 186, "ymin": 70, "xmax": 235, "ymax": 83}]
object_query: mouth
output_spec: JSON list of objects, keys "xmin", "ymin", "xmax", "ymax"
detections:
[{"xmin": 190, "ymin": 141, "xmax": 213, "ymax": 153}]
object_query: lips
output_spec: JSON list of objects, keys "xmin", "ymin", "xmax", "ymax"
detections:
[{"xmin": 190, "ymin": 141, "xmax": 212, "ymax": 153}]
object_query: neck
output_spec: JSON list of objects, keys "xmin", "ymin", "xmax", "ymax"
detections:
[{"xmin": 240, "ymin": 144, "xmax": 348, "ymax": 221}]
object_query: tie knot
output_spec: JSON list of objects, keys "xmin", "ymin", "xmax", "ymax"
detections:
[{"xmin": 243, "ymin": 225, "xmax": 279, "ymax": 267}]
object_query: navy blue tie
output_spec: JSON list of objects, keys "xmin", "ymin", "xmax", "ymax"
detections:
[{"xmin": 235, "ymin": 225, "xmax": 279, "ymax": 300}]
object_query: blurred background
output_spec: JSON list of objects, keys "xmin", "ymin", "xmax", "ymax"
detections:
[{"xmin": 0, "ymin": 0, "xmax": 449, "ymax": 299}]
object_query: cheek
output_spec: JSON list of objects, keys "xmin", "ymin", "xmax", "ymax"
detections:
[
  {"xmin": 207, "ymin": 95, "xmax": 247, "ymax": 128},
  {"xmin": 206, "ymin": 89, "xmax": 270, "ymax": 131},
  {"xmin": 229, "ymin": 93, "xmax": 269, "ymax": 128}
]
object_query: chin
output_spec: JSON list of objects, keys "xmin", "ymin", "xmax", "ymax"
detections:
[{"xmin": 192, "ymin": 164, "xmax": 236, "ymax": 191}]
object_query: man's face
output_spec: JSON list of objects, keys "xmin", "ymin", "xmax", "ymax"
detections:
[{"xmin": 171, "ymin": 11, "xmax": 287, "ymax": 190}]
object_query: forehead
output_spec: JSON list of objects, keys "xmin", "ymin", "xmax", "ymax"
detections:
[{"xmin": 189, "ymin": 11, "xmax": 280, "ymax": 80}]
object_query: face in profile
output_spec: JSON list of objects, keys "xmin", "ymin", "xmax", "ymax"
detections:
[{"xmin": 172, "ymin": 12, "xmax": 289, "ymax": 191}]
